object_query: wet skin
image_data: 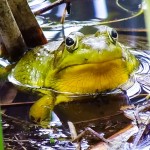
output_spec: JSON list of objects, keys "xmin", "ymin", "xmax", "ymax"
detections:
[{"xmin": 9, "ymin": 26, "xmax": 139, "ymax": 125}]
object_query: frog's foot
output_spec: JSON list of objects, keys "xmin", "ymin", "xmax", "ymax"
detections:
[{"xmin": 29, "ymin": 95, "xmax": 54, "ymax": 126}]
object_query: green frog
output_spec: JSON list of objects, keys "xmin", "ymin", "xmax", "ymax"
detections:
[{"xmin": 8, "ymin": 26, "xmax": 139, "ymax": 125}]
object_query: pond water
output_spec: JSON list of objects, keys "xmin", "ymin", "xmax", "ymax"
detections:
[{"xmin": 1, "ymin": 0, "xmax": 150, "ymax": 149}]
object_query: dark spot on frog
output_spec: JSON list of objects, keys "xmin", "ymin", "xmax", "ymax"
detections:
[{"xmin": 84, "ymin": 58, "xmax": 88, "ymax": 62}]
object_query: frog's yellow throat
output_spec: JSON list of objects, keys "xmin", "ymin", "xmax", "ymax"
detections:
[{"xmin": 51, "ymin": 58, "xmax": 129, "ymax": 94}]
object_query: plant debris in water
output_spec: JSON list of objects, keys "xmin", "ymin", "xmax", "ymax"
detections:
[
  {"xmin": 3, "ymin": 98, "xmax": 150, "ymax": 150},
  {"xmin": 2, "ymin": 113, "xmax": 78, "ymax": 150}
]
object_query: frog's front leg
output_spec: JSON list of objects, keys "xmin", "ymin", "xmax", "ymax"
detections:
[
  {"xmin": 29, "ymin": 93, "xmax": 73, "ymax": 126},
  {"xmin": 29, "ymin": 94, "xmax": 55, "ymax": 126}
]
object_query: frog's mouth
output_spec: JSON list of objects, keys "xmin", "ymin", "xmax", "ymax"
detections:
[
  {"xmin": 54, "ymin": 58, "xmax": 129, "ymax": 93},
  {"xmin": 57, "ymin": 57, "xmax": 125, "ymax": 73}
]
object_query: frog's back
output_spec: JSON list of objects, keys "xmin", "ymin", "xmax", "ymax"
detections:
[{"xmin": 9, "ymin": 41, "xmax": 62, "ymax": 87}]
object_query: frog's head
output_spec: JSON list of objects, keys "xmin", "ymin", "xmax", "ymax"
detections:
[
  {"xmin": 58, "ymin": 26, "xmax": 122, "ymax": 68},
  {"xmin": 46, "ymin": 26, "xmax": 139, "ymax": 94}
]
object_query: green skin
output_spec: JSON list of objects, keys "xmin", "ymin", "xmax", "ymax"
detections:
[{"xmin": 9, "ymin": 26, "xmax": 139, "ymax": 126}]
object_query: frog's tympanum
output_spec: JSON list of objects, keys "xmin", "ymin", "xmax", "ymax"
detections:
[{"xmin": 9, "ymin": 26, "xmax": 139, "ymax": 125}]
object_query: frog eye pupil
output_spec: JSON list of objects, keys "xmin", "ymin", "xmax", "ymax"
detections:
[
  {"xmin": 66, "ymin": 37, "xmax": 74, "ymax": 46},
  {"xmin": 111, "ymin": 29, "xmax": 118, "ymax": 39}
]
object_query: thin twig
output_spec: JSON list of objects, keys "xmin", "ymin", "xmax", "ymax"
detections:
[
  {"xmin": 68, "ymin": 121, "xmax": 77, "ymax": 140},
  {"xmin": 59, "ymin": 1, "xmax": 71, "ymax": 40},
  {"xmin": 72, "ymin": 127, "xmax": 109, "ymax": 144},
  {"xmin": 4, "ymin": 139, "xmax": 29, "ymax": 142},
  {"xmin": 0, "ymin": 101, "xmax": 35, "ymax": 107},
  {"xmin": 14, "ymin": 135, "xmax": 27, "ymax": 150},
  {"xmin": 132, "ymin": 116, "xmax": 150, "ymax": 149},
  {"xmin": 68, "ymin": 121, "xmax": 81, "ymax": 150},
  {"xmin": 34, "ymin": 0, "xmax": 70, "ymax": 16},
  {"xmin": 1, "ymin": 113, "xmax": 37, "ymax": 127},
  {"xmin": 73, "ymin": 112, "xmax": 123, "ymax": 125},
  {"xmin": 60, "ymin": 3, "xmax": 67, "ymax": 24}
]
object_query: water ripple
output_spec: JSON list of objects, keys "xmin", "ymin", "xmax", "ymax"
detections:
[{"xmin": 126, "ymin": 50, "xmax": 150, "ymax": 103}]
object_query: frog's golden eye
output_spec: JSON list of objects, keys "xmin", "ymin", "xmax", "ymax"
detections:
[
  {"xmin": 65, "ymin": 34, "xmax": 78, "ymax": 53},
  {"xmin": 108, "ymin": 28, "xmax": 118, "ymax": 43}
]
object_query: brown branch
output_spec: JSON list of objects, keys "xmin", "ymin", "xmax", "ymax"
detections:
[
  {"xmin": 0, "ymin": 0, "xmax": 27, "ymax": 61},
  {"xmin": 7, "ymin": 0, "xmax": 48, "ymax": 47},
  {"xmin": 91, "ymin": 124, "xmax": 138, "ymax": 150},
  {"xmin": 34, "ymin": 0, "xmax": 70, "ymax": 16}
]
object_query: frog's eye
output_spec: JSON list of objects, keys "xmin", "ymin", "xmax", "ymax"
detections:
[
  {"xmin": 108, "ymin": 28, "xmax": 118, "ymax": 43},
  {"xmin": 66, "ymin": 37, "xmax": 75, "ymax": 46},
  {"xmin": 111, "ymin": 29, "xmax": 118, "ymax": 39},
  {"xmin": 65, "ymin": 34, "xmax": 78, "ymax": 52}
]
